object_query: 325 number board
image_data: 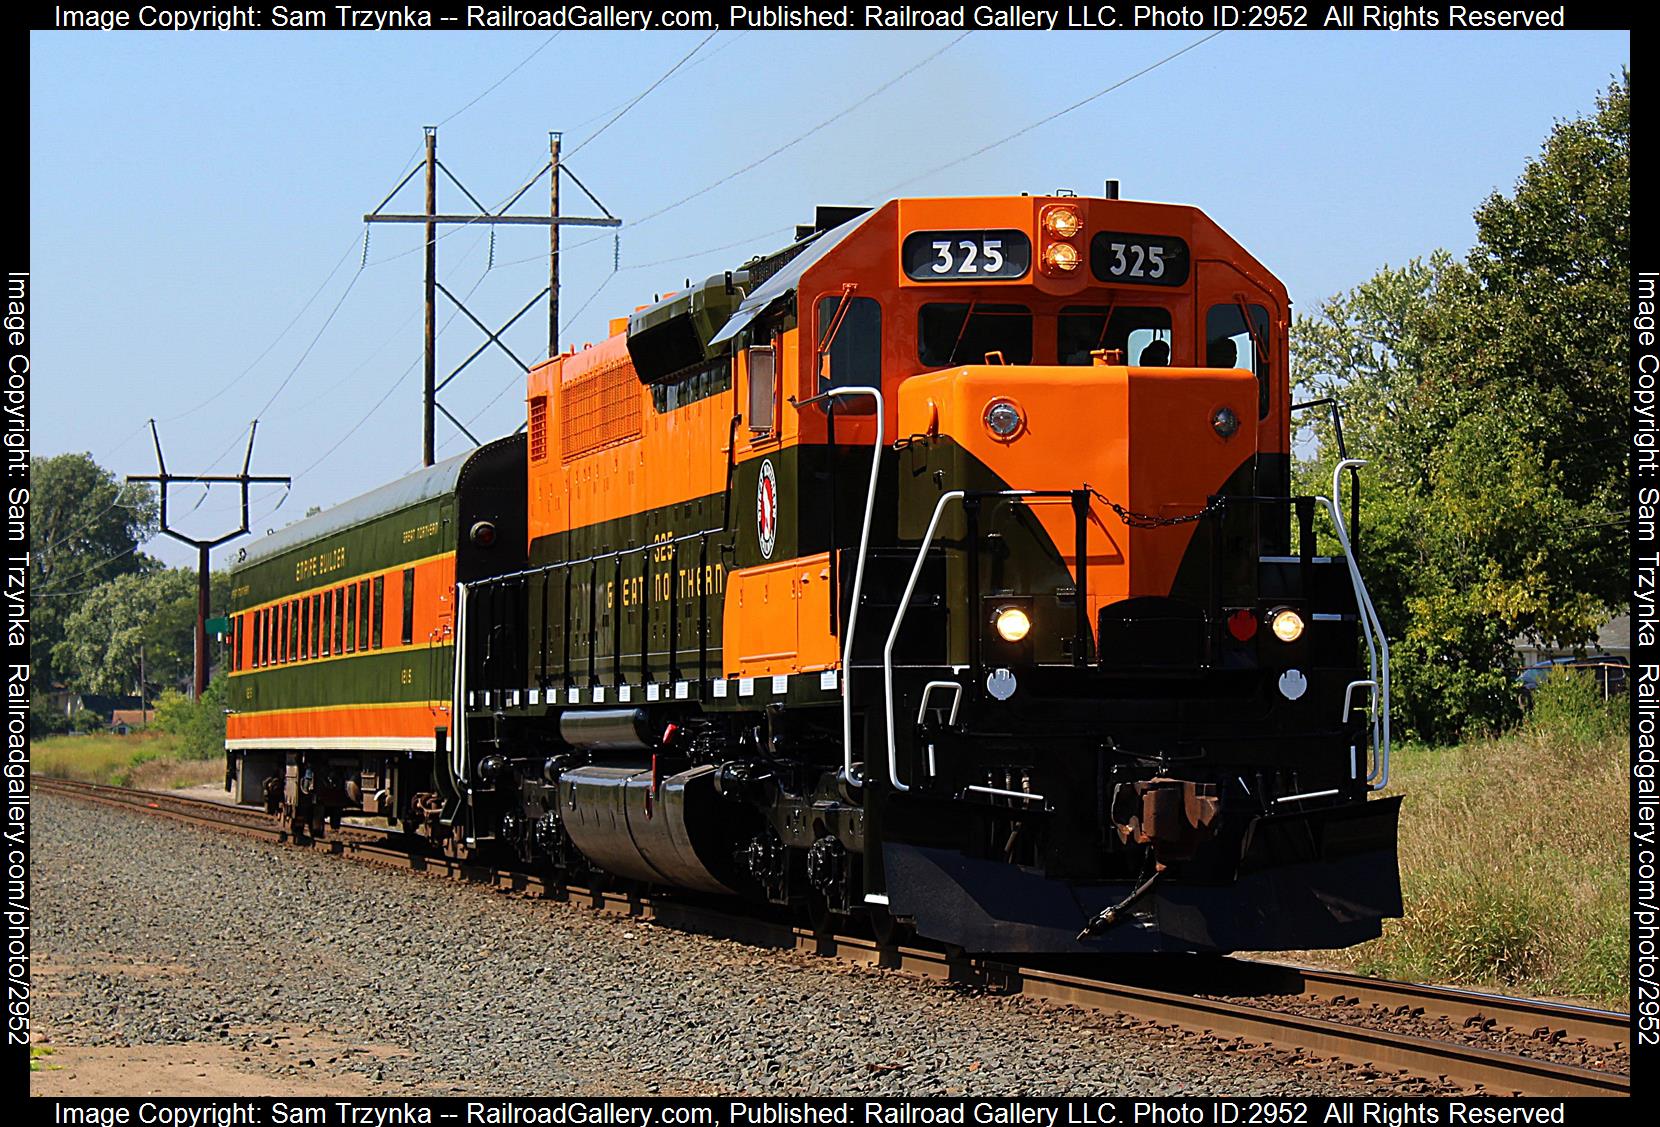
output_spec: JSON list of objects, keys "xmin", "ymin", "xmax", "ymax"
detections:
[{"xmin": 902, "ymin": 229, "xmax": 1032, "ymax": 281}]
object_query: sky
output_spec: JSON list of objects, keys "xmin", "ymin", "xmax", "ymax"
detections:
[{"xmin": 29, "ymin": 28, "xmax": 1629, "ymax": 568}]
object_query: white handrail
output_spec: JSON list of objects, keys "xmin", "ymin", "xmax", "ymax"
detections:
[
  {"xmin": 818, "ymin": 386, "xmax": 885, "ymax": 788},
  {"xmin": 1326, "ymin": 458, "xmax": 1390, "ymax": 790},
  {"xmin": 882, "ymin": 490, "xmax": 965, "ymax": 791},
  {"xmin": 879, "ymin": 488, "xmax": 1046, "ymax": 791},
  {"xmin": 450, "ymin": 581, "xmax": 469, "ymax": 787}
]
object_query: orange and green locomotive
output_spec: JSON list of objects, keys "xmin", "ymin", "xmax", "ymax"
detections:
[{"xmin": 227, "ymin": 190, "xmax": 1400, "ymax": 953}]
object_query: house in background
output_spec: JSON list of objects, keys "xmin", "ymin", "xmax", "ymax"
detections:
[
  {"xmin": 1513, "ymin": 609, "xmax": 1630, "ymax": 667},
  {"xmin": 109, "ymin": 709, "xmax": 155, "ymax": 735}
]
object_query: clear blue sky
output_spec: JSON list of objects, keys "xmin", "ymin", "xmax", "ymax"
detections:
[{"xmin": 30, "ymin": 29, "xmax": 1628, "ymax": 568}]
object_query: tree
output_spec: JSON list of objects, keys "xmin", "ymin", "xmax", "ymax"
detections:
[
  {"xmin": 30, "ymin": 453, "xmax": 158, "ymax": 686},
  {"xmin": 51, "ymin": 567, "xmax": 229, "ymax": 697},
  {"xmin": 1291, "ymin": 74, "xmax": 1629, "ymax": 742}
]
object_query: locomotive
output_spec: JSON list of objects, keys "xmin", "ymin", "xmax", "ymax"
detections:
[{"xmin": 225, "ymin": 191, "xmax": 1400, "ymax": 953}]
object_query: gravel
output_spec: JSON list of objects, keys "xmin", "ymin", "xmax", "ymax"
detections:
[{"xmin": 33, "ymin": 794, "xmax": 1400, "ymax": 1096}]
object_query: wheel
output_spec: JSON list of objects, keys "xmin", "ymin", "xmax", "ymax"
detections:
[
  {"xmin": 805, "ymin": 892, "xmax": 837, "ymax": 938},
  {"xmin": 868, "ymin": 903, "xmax": 914, "ymax": 948}
]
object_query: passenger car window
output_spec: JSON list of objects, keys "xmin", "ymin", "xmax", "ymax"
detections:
[
  {"xmin": 372, "ymin": 576, "xmax": 385, "ymax": 649},
  {"xmin": 402, "ymin": 568, "xmax": 416, "ymax": 646}
]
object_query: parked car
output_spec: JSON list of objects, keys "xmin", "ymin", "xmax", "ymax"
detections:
[{"xmin": 1516, "ymin": 654, "xmax": 1629, "ymax": 703}]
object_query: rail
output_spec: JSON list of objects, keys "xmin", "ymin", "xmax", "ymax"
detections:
[{"xmin": 41, "ymin": 777, "xmax": 1628, "ymax": 1097}]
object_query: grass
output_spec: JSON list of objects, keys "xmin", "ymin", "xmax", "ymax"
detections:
[
  {"xmin": 33, "ymin": 731, "xmax": 221, "ymax": 790},
  {"xmin": 1296, "ymin": 679, "xmax": 1629, "ymax": 1009}
]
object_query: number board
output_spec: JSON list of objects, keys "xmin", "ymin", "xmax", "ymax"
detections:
[
  {"xmin": 1089, "ymin": 231, "xmax": 1190, "ymax": 287},
  {"xmin": 902, "ymin": 229, "xmax": 1031, "ymax": 282}
]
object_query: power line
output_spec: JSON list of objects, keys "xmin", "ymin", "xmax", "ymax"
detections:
[
  {"xmin": 158, "ymin": 228, "xmax": 367, "ymax": 425},
  {"xmin": 493, "ymin": 36, "xmax": 968, "ymax": 275},
  {"xmin": 289, "ymin": 248, "xmax": 500, "ymax": 484},
  {"xmin": 871, "ymin": 31, "xmax": 1225, "ymax": 198},
  {"xmin": 566, "ymin": 31, "xmax": 748, "ymax": 132},
  {"xmin": 630, "ymin": 33, "xmax": 970, "ymax": 230},
  {"xmin": 565, "ymin": 32, "xmax": 717, "ymax": 160},
  {"xmin": 439, "ymin": 33, "xmax": 561, "ymax": 127}
]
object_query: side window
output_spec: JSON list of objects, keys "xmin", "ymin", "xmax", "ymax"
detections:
[
  {"xmin": 346, "ymin": 585, "xmax": 358, "ymax": 653},
  {"xmin": 359, "ymin": 580, "xmax": 371, "ymax": 651},
  {"xmin": 372, "ymin": 576, "xmax": 385, "ymax": 649},
  {"xmin": 299, "ymin": 598, "xmax": 310, "ymax": 661},
  {"xmin": 312, "ymin": 593, "xmax": 323, "ymax": 657},
  {"xmin": 334, "ymin": 587, "xmax": 346, "ymax": 654},
  {"xmin": 290, "ymin": 600, "xmax": 300, "ymax": 661},
  {"xmin": 278, "ymin": 603, "xmax": 288, "ymax": 665},
  {"xmin": 249, "ymin": 613, "xmax": 260, "ymax": 670},
  {"xmin": 1206, "ymin": 303, "xmax": 1272, "ymax": 418},
  {"xmin": 321, "ymin": 591, "xmax": 333, "ymax": 656},
  {"xmin": 745, "ymin": 346, "xmax": 776, "ymax": 435},
  {"xmin": 815, "ymin": 295, "xmax": 881, "ymax": 408},
  {"xmin": 1058, "ymin": 306, "xmax": 1174, "ymax": 366},
  {"xmin": 918, "ymin": 304, "xmax": 1033, "ymax": 367},
  {"xmin": 401, "ymin": 568, "xmax": 416, "ymax": 646}
]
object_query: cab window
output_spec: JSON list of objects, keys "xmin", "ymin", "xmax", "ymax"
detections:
[
  {"xmin": 815, "ymin": 295, "xmax": 881, "ymax": 407},
  {"xmin": 1206, "ymin": 303, "xmax": 1272, "ymax": 418},
  {"xmin": 1058, "ymin": 306, "xmax": 1174, "ymax": 366},
  {"xmin": 918, "ymin": 303, "xmax": 1033, "ymax": 367}
]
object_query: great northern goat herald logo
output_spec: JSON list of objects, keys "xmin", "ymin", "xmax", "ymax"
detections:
[{"xmin": 756, "ymin": 459, "xmax": 778, "ymax": 559}]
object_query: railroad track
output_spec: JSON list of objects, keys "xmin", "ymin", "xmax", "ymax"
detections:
[{"xmin": 36, "ymin": 777, "xmax": 1630, "ymax": 1097}]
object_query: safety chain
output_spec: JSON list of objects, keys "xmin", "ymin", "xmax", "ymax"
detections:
[{"xmin": 1089, "ymin": 487, "xmax": 1227, "ymax": 529}]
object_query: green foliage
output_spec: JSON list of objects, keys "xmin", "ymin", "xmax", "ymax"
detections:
[
  {"xmin": 29, "ymin": 452, "xmax": 158, "ymax": 686},
  {"xmin": 1322, "ymin": 725, "xmax": 1628, "ymax": 1009},
  {"xmin": 29, "ymin": 694, "xmax": 71, "ymax": 737},
  {"xmin": 149, "ymin": 674, "xmax": 229, "ymax": 760},
  {"xmin": 50, "ymin": 568, "xmax": 231, "ymax": 698},
  {"xmin": 1291, "ymin": 74, "xmax": 1629, "ymax": 743},
  {"xmin": 70, "ymin": 708, "xmax": 106, "ymax": 735},
  {"xmin": 53, "ymin": 569, "xmax": 194, "ymax": 695},
  {"xmin": 151, "ymin": 688, "xmax": 194, "ymax": 735},
  {"xmin": 1525, "ymin": 667, "xmax": 1628, "ymax": 745}
]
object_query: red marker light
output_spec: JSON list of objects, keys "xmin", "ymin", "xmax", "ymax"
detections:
[{"xmin": 1227, "ymin": 608, "xmax": 1258, "ymax": 642}]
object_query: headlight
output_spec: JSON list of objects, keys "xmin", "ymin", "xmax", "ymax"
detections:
[
  {"xmin": 984, "ymin": 399, "xmax": 1023, "ymax": 439},
  {"xmin": 1043, "ymin": 206, "xmax": 1083, "ymax": 238},
  {"xmin": 1270, "ymin": 608, "xmax": 1305, "ymax": 643},
  {"xmin": 994, "ymin": 607, "xmax": 1031, "ymax": 643},
  {"xmin": 1042, "ymin": 242, "xmax": 1080, "ymax": 274}
]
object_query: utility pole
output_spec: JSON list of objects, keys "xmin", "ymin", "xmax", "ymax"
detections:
[
  {"xmin": 364, "ymin": 126, "xmax": 620, "ymax": 466},
  {"xmin": 128, "ymin": 421, "xmax": 291, "ymax": 700},
  {"xmin": 423, "ymin": 127, "xmax": 438, "ymax": 468},
  {"xmin": 548, "ymin": 131, "xmax": 561, "ymax": 358}
]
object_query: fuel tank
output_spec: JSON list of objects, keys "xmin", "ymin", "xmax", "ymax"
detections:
[{"xmin": 555, "ymin": 763, "xmax": 740, "ymax": 895}]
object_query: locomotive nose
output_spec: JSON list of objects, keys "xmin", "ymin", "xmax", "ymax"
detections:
[{"xmin": 894, "ymin": 360, "xmax": 1259, "ymax": 634}]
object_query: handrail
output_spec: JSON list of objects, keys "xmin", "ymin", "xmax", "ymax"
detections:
[
  {"xmin": 882, "ymin": 490, "xmax": 964, "ymax": 791},
  {"xmin": 881, "ymin": 488, "xmax": 1044, "ymax": 792},
  {"xmin": 471, "ymin": 526, "xmax": 722, "ymax": 588},
  {"xmin": 792, "ymin": 384, "xmax": 884, "ymax": 788},
  {"xmin": 1326, "ymin": 458, "xmax": 1390, "ymax": 790},
  {"xmin": 451, "ymin": 581, "xmax": 470, "ymax": 787}
]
